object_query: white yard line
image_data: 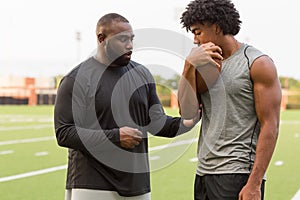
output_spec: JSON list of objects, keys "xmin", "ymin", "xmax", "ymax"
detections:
[
  {"xmin": 0, "ymin": 165, "xmax": 67, "ymax": 183},
  {"xmin": 149, "ymin": 138, "xmax": 198, "ymax": 151},
  {"xmin": 0, "ymin": 124, "xmax": 52, "ymax": 131},
  {"xmin": 292, "ymin": 189, "xmax": 300, "ymax": 200},
  {"xmin": 0, "ymin": 138, "xmax": 198, "ymax": 182},
  {"xmin": 0, "ymin": 150, "xmax": 14, "ymax": 155},
  {"xmin": 0, "ymin": 136, "xmax": 55, "ymax": 146},
  {"xmin": 0, "ymin": 136, "xmax": 197, "ymax": 147},
  {"xmin": 280, "ymin": 120, "xmax": 300, "ymax": 124}
]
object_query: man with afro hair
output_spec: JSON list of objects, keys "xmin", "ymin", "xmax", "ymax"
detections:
[{"xmin": 179, "ymin": 0, "xmax": 281, "ymax": 199}]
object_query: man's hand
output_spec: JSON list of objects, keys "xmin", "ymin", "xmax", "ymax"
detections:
[
  {"xmin": 119, "ymin": 126, "xmax": 143, "ymax": 149},
  {"xmin": 238, "ymin": 182, "xmax": 261, "ymax": 200},
  {"xmin": 186, "ymin": 42, "xmax": 223, "ymax": 68}
]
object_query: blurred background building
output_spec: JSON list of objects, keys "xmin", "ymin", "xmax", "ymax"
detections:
[
  {"xmin": 0, "ymin": 75, "xmax": 59, "ymax": 105},
  {"xmin": 0, "ymin": 74, "xmax": 299, "ymax": 110}
]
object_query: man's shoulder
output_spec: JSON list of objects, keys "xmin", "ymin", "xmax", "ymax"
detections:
[
  {"xmin": 128, "ymin": 60, "xmax": 155, "ymax": 82},
  {"xmin": 129, "ymin": 60, "xmax": 144, "ymax": 68},
  {"xmin": 243, "ymin": 44, "xmax": 267, "ymax": 69},
  {"xmin": 129, "ymin": 60, "xmax": 150, "ymax": 73},
  {"xmin": 65, "ymin": 57, "xmax": 98, "ymax": 79},
  {"xmin": 65, "ymin": 65, "xmax": 80, "ymax": 79},
  {"xmin": 244, "ymin": 44, "xmax": 263, "ymax": 55}
]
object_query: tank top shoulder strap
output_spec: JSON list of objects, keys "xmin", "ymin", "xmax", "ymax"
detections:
[{"xmin": 243, "ymin": 45, "xmax": 266, "ymax": 69}]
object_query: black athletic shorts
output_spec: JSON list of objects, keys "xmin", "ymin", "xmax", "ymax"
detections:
[{"xmin": 194, "ymin": 174, "xmax": 265, "ymax": 200}]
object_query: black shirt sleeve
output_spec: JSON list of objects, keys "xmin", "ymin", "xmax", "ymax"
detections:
[
  {"xmin": 147, "ymin": 82, "xmax": 192, "ymax": 138},
  {"xmin": 54, "ymin": 76, "xmax": 120, "ymax": 151}
]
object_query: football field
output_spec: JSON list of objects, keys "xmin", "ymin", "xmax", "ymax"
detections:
[{"xmin": 0, "ymin": 106, "xmax": 299, "ymax": 200}]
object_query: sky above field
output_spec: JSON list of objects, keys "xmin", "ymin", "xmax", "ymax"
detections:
[{"xmin": 1, "ymin": 0, "xmax": 299, "ymax": 80}]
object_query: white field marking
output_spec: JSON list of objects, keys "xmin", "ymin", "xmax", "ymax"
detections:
[
  {"xmin": 34, "ymin": 152, "xmax": 49, "ymax": 156},
  {"xmin": 9, "ymin": 118, "xmax": 34, "ymax": 122},
  {"xmin": 0, "ymin": 116, "xmax": 53, "ymax": 124},
  {"xmin": 274, "ymin": 160, "xmax": 284, "ymax": 166},
  {"xmin": 0, "ymin": 136, "xmax": 55, "ymax": 146},
  {"xmin": 0, "ymin": 165, "xmax": 67, "ymax": 183},
  {"xmin": 291, "ymin": 189, "xmax": 300, "ymax": 200},
  {"xmin": 189, "ymin": 157, "xmax": 198, "ymax": 162},
  {"xmin": 0, "ymin": 124, "xmax": 52, "ymax": 131},
  {"xmin": 0, "ymin": 150, "xmax": 14, "ymax": 155},
  {"xmin": 280, "ymin": 120, "xmax": 300, "ymax": 124},
  {"xmin": 0, "ymin": 136, "xmax": 197, "ymax": 147},
  {"xmin": 294, "ymin": 133, "xmax": 299, "ymax": 138},
  {"xmin": 149, "ymin": 138, "xmax": 198, "ymax": 151},
  {"xmin": 37, "ymin": 118, "xmax": 53, "ymax": 123},
  {"xmin": 0, "ymin": 115, "xmax": 52, "ymax": 119},
  {"xmin": 0, "ymin": 137, "xmax": 198, "ymax": 182},
  {"xmin": 149, "ymin": 156, "xmax": 160, "ymax": 160},
  {"xmin": 0, "ymin": 136, "xmax": 198, "ymax": 148}
]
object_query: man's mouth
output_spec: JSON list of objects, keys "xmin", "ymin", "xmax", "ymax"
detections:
[
  {"xmin": 125, "ymin": 51, "xmax": 132, "ymax": 56},
  {"xmin": 123, "ymin": 51, "xmax": 132, "ymax": 58}
]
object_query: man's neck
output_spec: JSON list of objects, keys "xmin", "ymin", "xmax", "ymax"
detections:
[
  {"xmin": 94, "ymin": 49, "xmax": 121, "ymax": 67},
  {"xmin": 94, "ymin": 49, "xmax": 108, "ymax": 65},
  {"xmin": 220, "ymin": 36, "xmax": 241, "ymax": 59}
]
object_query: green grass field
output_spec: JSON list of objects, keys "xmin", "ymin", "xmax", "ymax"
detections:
[{"xmin": 0, "ymin": 106, "xmax": 299, "ymax": 200}]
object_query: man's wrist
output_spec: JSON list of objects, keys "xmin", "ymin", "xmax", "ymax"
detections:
[{"xmin": 247, "ymin": 171, "xmax": 263, "ymax": 189}]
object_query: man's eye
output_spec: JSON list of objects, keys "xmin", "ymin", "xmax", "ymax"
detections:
[{"xmin": 118, "ymin": 37, "xmax": 127, "ymax": 42}]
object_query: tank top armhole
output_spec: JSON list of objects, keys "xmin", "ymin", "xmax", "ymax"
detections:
[{"xmin": 244, "ymin": 45, "xmax": 267, "ymax": 83}]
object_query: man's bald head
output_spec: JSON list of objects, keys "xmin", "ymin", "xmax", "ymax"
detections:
[{"xmin": 96, "ymin": 13, "xmax": 129, "ymax": 36}]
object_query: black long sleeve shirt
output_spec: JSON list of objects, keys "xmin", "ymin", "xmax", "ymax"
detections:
[{"xmin": 54, "ymin": 57, "xmax": 190, "ymax": 196}]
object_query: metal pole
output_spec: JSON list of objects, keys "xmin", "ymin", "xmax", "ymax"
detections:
[{"xmin": 75, "ymin": 31, "xmax": 81, "ymax": 62}]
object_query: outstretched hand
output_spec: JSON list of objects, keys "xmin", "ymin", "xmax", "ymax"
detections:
[{"xmin": 182, "ymin": 107, "xmax": 202, "ymax": 128}]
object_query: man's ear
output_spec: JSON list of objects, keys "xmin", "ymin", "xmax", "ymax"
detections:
[
  {"xmin": 98, "ymin": 33, "xmax": 105, "ymax": 43},
  {"xmin": 215, "ymin": 25, "xmax": 222, "ymax": 35}
]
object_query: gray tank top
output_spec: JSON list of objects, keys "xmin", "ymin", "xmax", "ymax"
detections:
[{"xmin": 197, "ymin": 43, "xmax": 265, "ymax": 175}]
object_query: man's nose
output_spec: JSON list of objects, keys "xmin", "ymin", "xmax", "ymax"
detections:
[
  {"xmin": 126, "ymin": 40, "xmax": 133, "ymax": 49},
  {"xmin": 193, "ymin": 37, "xmax": 200, "ymax": 45}
]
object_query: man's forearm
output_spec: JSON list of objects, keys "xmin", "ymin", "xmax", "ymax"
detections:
[
  {"xmin": 247, "ymin": 124, "xmax": 278, "ymax": 187},
  {"xmin": 56, "ymin": 124, "xmax": 120, "ymax": 151}
]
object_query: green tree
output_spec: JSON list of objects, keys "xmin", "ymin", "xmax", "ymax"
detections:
[
  {"xmin": 279, "ymin": 76, "xmax": 300, "ymax": 89},
  {"xmin": 153, "ymin": 74, "xmax": 181, "ymax": 107},
  {"xmin": 153, "ymin": 74, "xmax": 181, "ymax": 90}
]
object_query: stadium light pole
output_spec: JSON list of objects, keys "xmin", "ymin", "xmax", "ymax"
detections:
[{"xmin": 75, "ymin": 31, "xmax": 81, "ymax": 62}]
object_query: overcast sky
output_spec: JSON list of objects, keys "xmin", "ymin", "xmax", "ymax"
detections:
[{"xmin": 1, "ymin": 0, "xmax": 299, "ymax": 80}]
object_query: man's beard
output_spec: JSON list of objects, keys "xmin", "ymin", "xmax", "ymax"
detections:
[{"xmin": 105, "ymin": 41, "xmax": 131, "ymax": 67}]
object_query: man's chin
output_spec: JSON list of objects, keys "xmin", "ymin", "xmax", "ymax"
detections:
[{"xmin": 111, "ymin": 56, "xmax": 131, "ymax": 67}]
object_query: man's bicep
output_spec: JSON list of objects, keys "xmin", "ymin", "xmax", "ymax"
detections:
[
  {"xmin": 54, "ymin": 77, "xmax": 75, "ymax": 128},
  {"xmin": 251, "ymin": 56, "xmax": 282, "ymax": 124},
  {"xmin": 54, "ymin": 77, "xmax": 84, "ymax": 148}
]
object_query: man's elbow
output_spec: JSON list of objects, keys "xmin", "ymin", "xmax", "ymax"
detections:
[{"xmin": 55, "ymin": 128, "xmax": 70, "ymax": 148}]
